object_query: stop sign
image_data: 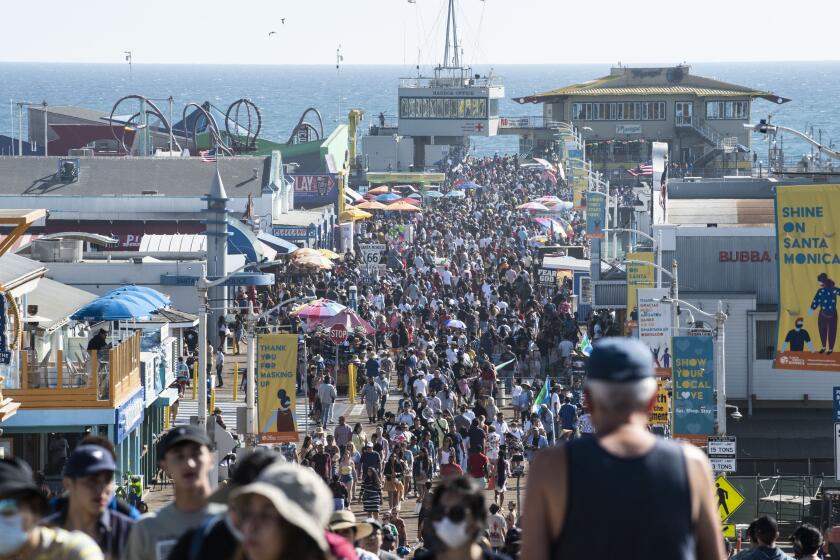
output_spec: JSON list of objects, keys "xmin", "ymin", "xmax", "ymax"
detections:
[{"xmin": 330, "ymin": 324, "xmax": 348, "ymax": 344}]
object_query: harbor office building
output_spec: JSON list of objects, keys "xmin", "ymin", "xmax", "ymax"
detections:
[
  {"xmin": 592, "ymin": 179, "xmax": 833, "ymax": 475},
  {"xmin": 513, "ymin": 66, "xmax": 789, "ymax": 183}
]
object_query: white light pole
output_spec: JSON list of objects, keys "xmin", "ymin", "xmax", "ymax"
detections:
[
  {"xmin": 621, "ymin": 258, "xmax": 678, "ymax": 335},
  {"xmin": 608, "ymin": 228, "xmax": 661, "ymax": 288},
  {"xmin": 195, "ymin": 261, "xmax": 260, "ymax": 432}
]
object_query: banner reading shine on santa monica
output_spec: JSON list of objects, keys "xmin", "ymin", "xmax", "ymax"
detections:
[
  {"xmin": 257, "ymin": 333, "xmax": 299, "ymax": 443},
  {"xmin": 775, "ymin": 184, "xmax": 840, "ymax": 371}
]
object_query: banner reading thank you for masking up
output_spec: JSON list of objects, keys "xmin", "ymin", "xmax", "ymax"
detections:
[
  {"xmin": 775, "ymin": 184, "xmax": 840, "ymax": 371},
  {"xmin": 257, "ymin": 333, "xmax": 299, "ymax": 443}
]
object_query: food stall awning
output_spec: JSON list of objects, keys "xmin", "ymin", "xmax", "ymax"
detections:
[{"xmin": 25, "ymin": 278, "xmax": 98, "ymax": 334}]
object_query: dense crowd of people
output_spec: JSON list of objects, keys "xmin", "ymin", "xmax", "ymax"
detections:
[{"xmin": 0, "ymin": 155, "xmax": 816, "ymax": 559}]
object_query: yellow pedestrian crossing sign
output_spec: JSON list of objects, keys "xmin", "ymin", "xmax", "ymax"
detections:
[
  {"xmin": 716, "ymin": 475, "xmax": 745, "ymax": 521},
  {"xmin": 722, "ymin": 524, "xmax": 737, "ymax": 539}
]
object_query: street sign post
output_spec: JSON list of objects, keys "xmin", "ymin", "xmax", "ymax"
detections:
[
  {"xmin": 708, "ymin": 436, "xmax": 737, "ymax": 474},
  {"xmin": 330, "ymin": 324, "xmax": 348, "ymax": 345},
  {"xmin": 835, "ymin": 423, "xmax": 840, "ymax": 480},
  {"xmin": 330, "ymin": 324, "xmax": 348, "ymax": 378},
  {"xmin": 715, "ymin": 475, "xmax": 745, "ymax": 522},
  {"xmin": 359, "ymin": 243, "xmax": 387, "ymax": 274}
]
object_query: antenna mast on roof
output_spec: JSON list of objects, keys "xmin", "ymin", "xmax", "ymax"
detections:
[{"xmin": 442, "ymin": 0, "xmax": 460, "ymax": 69}]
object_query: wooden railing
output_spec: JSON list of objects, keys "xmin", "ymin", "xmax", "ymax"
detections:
[{"xmin": 7, "ymin": 332, "xmax": 142, "ymax": 409}]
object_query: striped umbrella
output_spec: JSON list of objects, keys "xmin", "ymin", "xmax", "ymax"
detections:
[
  {"xmin": 314, "ymin": 309, "xmax": 375, "ymax": 335},
  {"xmin": 291, "ymin": 298, "xmax": 347, "ymax": 319},
  {"xmin": 517, "ymin": 202, "xmax": 549, "ymax": 211}
]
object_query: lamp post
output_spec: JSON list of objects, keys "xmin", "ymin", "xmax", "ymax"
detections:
[
  {"xmin": 606, "ymin": 228, "xmax": 661, "ymax": 288},
  {"xmin": 621, "ymin": 258, "xmax": 678, "ymax": 337},
  {"xmin": 195, "ymin": 262, "xmax": 274, "ymax": 443}
]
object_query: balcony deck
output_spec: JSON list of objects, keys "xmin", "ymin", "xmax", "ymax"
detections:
[{"xmin": 5, "ymin": 332, "xmax": 141, "ymax": 409}]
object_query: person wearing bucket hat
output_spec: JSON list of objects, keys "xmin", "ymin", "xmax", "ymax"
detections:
[
  {"xmin": 359, "ymin": 518, "xmax": 400, "ymax": 560},
  {"xmin": 167, "ymin": 448, "xmax": 283, "ymax": 560},
  {"xmin": 41, "ymin": 444, "xmax": 134, "ymax": 559},
  {"xmin": 521, "ymin": 338, "xmax": 725, "ymax": 560},
  {"xmin": 0, "ymin": 457, "xmax": 103, "ymax": 559},
  {"xmin": 229, "ymin": 463, "xmax": 333, "ymax": 560},
  {"xmin": 328, "ymin": 510, "xmax": 377, "ymax": 560}
]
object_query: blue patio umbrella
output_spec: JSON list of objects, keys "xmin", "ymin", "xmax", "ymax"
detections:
[
  {"xmin": 375, "ymin": 193, "xmax": 401, "ymax": 203},
  {"xmin": 423, "ymin": 191, "xmax": 444, "ymax": 199},
  {"xmin": 71, "ymin": 295, "xmax": 155, "ymax": 321},
  {"xmin": 458, "ymin": 181, "xmax": 484, "ymax": 190},
  {"xmin": 444, "ymin": 190, "xmax": 466, "ymax": 199},
  {"xmin": 106, "ymin": 286, "xmax": 170, "ymax": 308}
]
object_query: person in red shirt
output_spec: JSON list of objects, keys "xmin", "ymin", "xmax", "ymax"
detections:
[
  {"xmin": 439, "ymin": 453, "xmax": 463, "ymax": 478},
  {"xmin": 467, "ymin": 444, "xmax": 490, "ymax": 489}
]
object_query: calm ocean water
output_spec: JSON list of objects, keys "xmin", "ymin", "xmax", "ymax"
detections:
[{"xmin": 0, "ymin": 61, "xmax": 838, "ymax": 158}]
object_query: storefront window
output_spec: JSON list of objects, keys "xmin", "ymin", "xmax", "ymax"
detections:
[{"xmin": 755, "ymin": 320, "xmax": 776, "ymax": 359}]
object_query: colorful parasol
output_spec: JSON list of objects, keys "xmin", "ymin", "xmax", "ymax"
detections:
[
  {"xmin": 291, "ymin": 298, "xmax": 347, "ymax": 319},
  {"xmin": 314, "ymin": 309, "xmax": 375, "ymax": 335},
  {"xmin": 293, "ymin": 254, "xmax": 334, "ymax": 269},
  {"xmin": 386, "ymin": 201, "xmax": 422, "ymax": 212},
  {"xmin": 355, "ymin": 200, "xmax": 389, "ymax": 210},
  {"xmin": 517, "ymin": 202, "xmax": 549, "ymax": 211},
  {"xmin": 317, "ymin": 248, "xmax": 342, "ymax": 260},
  {"xmin": 339, "ymin": 208, "xmax": 373, "ymax": 222}
]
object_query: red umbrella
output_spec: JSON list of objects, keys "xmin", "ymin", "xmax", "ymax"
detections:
[
  {"xmin": 392, "ymin": 197, "xmax": 422, "ymax": 206},
  {"xmin": 315, "ymin": 309, "xmax": 375, "ymax": 335}
]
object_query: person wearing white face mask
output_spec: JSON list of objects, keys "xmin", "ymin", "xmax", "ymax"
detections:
[
  {"xmin": 415, "ymin": 475, "xmax": 510, "ymax": 560},
  {"xmin": 0, "ymin": 457, "xmax": 102, "ymax": 560}
]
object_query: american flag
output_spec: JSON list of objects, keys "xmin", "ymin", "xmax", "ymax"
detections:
[
  {"xmin": 627, "ymin": 162, "xmax": 653, "ymax": 177},
  {"xmin": 199, "ymin": 148, "xmax": 217, "ymax": 163}
]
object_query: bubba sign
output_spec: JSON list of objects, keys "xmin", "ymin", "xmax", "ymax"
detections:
[{"xmin": 719, "ymin": 251, "xmax": 772, "ymax": 263}]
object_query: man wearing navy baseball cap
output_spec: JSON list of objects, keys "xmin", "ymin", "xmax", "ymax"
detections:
[
  {"xmin": 522, "ymin": 338, "xmax": 725, "ymax": 560},
  {"xmin": 42, "ymin": 444, "xmax": 134, "ymax": 559}
]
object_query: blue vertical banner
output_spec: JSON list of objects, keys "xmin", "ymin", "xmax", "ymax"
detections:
[
  {"xmin": 833, "ymin": 386, "xmax": 840, "ymax": 422},
  {"xmin": 585, "ymin": 191, "xmax": 607, "ymax": 239},
  {"xmin": 673, "ymin": 336, "xmax": 716, "ymax": 442}
]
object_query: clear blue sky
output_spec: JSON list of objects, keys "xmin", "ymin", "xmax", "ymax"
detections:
[{"xmin": 1, "ymin": 0, "xmax": 838, "ymax": 65}]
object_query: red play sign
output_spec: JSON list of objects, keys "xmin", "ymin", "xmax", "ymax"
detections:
[{"xmin": 330, "ymin": 324, "xmax": 348, "ymax": 344}]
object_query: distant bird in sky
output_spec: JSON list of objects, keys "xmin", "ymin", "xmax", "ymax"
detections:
[{"xmin": 268, "ymin": 19, "xmax": 285, "ymax": 36}]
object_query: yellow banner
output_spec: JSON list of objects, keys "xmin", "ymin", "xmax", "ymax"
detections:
[
  {"xmin": 573, "ymin": 175, "xmax": 588, "ymax": 210},
  {"xmin": 626, "ymin": 252, "xmax": 655, "ymax": 332},
  {"xmin": 257, "ymin": 334, "xmax": 299, "ymax": 443},
  {"xmin": 775, "ymin": 184, "xmax": 840, "ymax": 371},
  {"xmin": 649, "ymin": 377, "xmax": 670, "ymax": 426}
]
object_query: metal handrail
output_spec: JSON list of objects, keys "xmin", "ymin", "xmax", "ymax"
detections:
[{"xmin": 398, "ymin": 75, "xmax": 503, "ymax": 88}]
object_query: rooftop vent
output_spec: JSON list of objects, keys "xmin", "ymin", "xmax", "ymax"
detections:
[{"xmin": 58, "ymin": 158, "xmax": 80, "ymax": 181}]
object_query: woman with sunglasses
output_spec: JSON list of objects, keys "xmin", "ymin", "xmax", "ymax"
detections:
[{"xmin": 416, "ymin": 475, "xmax": 510, "ymax": 560}]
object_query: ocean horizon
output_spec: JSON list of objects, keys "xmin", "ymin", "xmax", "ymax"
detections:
[{"xmin": 2, "ymin": 61, "xmax": 838, "ymax": 158}]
